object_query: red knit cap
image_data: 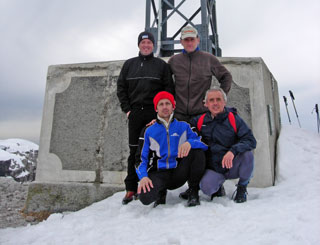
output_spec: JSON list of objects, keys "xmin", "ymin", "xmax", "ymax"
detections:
[{"xmin": 153, "ymin": 91, "xmax": 175, "ymax": 111}]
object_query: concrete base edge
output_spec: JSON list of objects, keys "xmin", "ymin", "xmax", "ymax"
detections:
[{"xmin": 24, "ymin": 181, "xmax": 124, "ymax": 214}]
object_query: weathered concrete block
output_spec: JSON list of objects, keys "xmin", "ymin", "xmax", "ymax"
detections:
[
  {"xmin": 25, "ymin": 57, "xmax": 280, "ymax": 213},
  {"xmin": 26, "ymin": 182, "xmax": 123, "ymax": 213},
  {"xmin": 221, "ymin": 58, "xmax": 280, "ymax": 187},
  {"xmin": 36, "ymin": 61, "xmax": 128, "ymax": 185}
]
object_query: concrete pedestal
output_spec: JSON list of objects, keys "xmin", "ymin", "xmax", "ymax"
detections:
[{"xmin": 24, "ymin": 57, "xmax": 280, "ymax": 213}]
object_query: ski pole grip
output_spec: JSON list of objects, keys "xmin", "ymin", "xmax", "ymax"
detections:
[
  {"xmin": 283, "ymin": 96, "xmax": 287, "ymax": 103},
  {"xmin": 289, "ymin": 90, "xmax": 295, "ymax": 100}
]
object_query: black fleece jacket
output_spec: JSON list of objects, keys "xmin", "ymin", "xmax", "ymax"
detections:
[{"xmin": 117, "ymin": 52, "xmax": 174, "ymax": 113}]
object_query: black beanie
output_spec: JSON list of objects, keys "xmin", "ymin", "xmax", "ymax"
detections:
[{"xmin": 138, "ymin": 31, "xmax": 155, "ymax": 46}]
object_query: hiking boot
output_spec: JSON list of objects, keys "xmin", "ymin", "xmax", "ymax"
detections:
[
  {"xmin": 187, "ymin": 188, "xmax": 200, "ymax": 207},
  {"xmin": 153, "ymin": 189, "xmax": 167, "ymax": 208},
  {"xmin": 210, "ymin": 185, "xmax": 226, "ymax": 200},
  {"xmin": 179, "ymin": 188, "xmax": 191, "ymax": 200},
  {"xmin": 233, "ymin": 184, "xmax": 247, "ymax": 203},
  {"xmin": 122, "ymin": 191, "xmax": 137, "ymax": 205}
]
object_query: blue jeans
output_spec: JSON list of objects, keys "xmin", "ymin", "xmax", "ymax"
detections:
[{"xmin": 200, "ymin": 151, "xmax": 254, "ymax": 196}]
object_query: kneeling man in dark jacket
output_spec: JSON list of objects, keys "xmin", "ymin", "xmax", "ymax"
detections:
[
  {"xmin": 135, "ymin": 91, "xmax": 208, "ymax": 207},
  {"xmin": 181, "ymin": 87, "xmax": 257, "ymax": 203}
]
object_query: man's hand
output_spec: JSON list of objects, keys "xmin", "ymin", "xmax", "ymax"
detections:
[
  {"xmin": 137, "ymin": 177, "xmax": 154, "ymax": 194},
  {"xmin": 146, "ymin": 119, "xmax": 156, "ymax": 127},
  {"xmin": 126, "ymin": 111, "xmax": 131, "ymax": 118},
  {"xmin": 222, "ymin": 151, "xmax": 234, "ymax": 169},
  {"xmin": 178, "ymin": 142, "xmax": 191, "ymax": 158}
]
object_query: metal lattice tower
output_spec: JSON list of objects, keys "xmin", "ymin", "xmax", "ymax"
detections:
[{"xmin": 145, "ymin": 0, "xmax": 222, "ymax": 57}]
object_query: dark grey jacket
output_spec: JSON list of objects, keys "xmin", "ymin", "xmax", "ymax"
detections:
[{"xmin": 169, "ymin": 50, "xmax": 232, "ymax": 116}]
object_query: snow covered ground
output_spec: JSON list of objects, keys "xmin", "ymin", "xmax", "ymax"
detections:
[
  {"xmin": 0, "ymin": 125, "xmax": 319, "ymax": 245},
  {"xmin": 0, "ymin": 139, "xmax": 38, "ymax": 179},
  {"xmin": 0, "ymin": 139, "xmax": 38, "ymax": 154}
]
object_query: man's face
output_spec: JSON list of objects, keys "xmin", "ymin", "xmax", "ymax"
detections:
[
  {"xmin": 156, "ymin": 98, "xmax": 174, "ymax": 119},
  {"xmin": 180, "ymin": 37, "xmax": 200, "ymax": 53},
  {"xmin": 139, "ymin": 39, "xmax": 154, "ymax": 56},
  {"xmin": 205, "ymin": 91, "xmax": 226, "ymax": 117}
]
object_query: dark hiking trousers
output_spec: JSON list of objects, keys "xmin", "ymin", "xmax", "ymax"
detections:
[
  {"xmin": 139, "ymin": 149, "xmax": 206, "ymax": 205},
  {"xmin": 125, "ymin": 107, "xmax": 156, "ymax": 192},
  {"xmin": 200, "ymin": 151, "xmax": 254, "ymax": 196}
]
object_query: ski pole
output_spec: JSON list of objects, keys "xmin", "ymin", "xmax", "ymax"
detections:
[
  {"xmin": 283, "ymin": 96, "xmax": 291, "ymax": 124},
  {"xmin": 315, "ymin": 104, "xmax": 319, "ymax": 133},
  {"xmin": 289, "ymin": 90, "xmax": 301, "ymax": 128}
]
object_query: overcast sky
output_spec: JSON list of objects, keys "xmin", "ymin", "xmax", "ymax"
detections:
[{"xmin": 0, "ymin": 0, "xmax": 319, "ymax": 143}]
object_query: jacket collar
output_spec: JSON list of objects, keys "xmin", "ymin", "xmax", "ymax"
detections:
[
  {"xmin": 157, "ymin": 113, "xmax": 174, "ymax": 128},
  {"xmin": 139, "ymin": 52, "xmax": 154, "ymax": 60},
  {"xmin": 207, "ymin": 107, "xmax": 237, "ymax": 122},
  {"xmin": 206, "ymin": 108, "xmax": 228, "ymax": 121},
  {"xmin": 182, "ymin": 46, "xmax": 200, "ymax": 55}
]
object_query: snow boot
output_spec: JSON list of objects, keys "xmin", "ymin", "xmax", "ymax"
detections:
[
  {"xmin": 179, "ymin": 188, "xmax": 191, "ymax": 200},
  {"xmin": 187, "ymin": 188, "xmax": 200, "ymax": 207},
  {"xmin": 153, "ymin": 189, "xmax": 167, "ymax": 208},
  {"xmin": 210, "ymin": 184, "xmax": 226, "ymax": 200},
  {"xmin": 122, "ymin": 191, "xmax": 137, "ymax": 205},
  {"xmin": 233, "ymin": 184, "xmax": 247, "ymax": 203}
]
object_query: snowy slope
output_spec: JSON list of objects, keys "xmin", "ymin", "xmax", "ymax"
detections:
[
  {"xmin": 0, "ymin": 126, "xmax": 319, "ymax": 245},
  {"xmin": 0, "ymin": 139, "xmax": 38, "ymax": 179},
  {"xmin": 0, "ymin": 139, "xmax": 38, "ymax": 154}
]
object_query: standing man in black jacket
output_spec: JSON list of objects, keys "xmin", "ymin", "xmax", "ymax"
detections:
[{"xmin": 117, "ymin": 31, "xmax": 174, "ymax": 205}]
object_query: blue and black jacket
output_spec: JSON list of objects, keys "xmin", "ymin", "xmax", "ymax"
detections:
[
  {"xmin": 135, "ymin": 116, "xmax": 208, "ymax": 180},
  {"xmin": 190, "ymin": 107, "xmax": 257, "ymax": 174}
]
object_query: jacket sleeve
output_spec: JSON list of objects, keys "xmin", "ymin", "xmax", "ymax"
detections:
[
  {"xmin": 117, "ymin": 61, "xmax": 131, "ymax": 113},
  {"xmin": 210, "ymin": 56, "xmax": 233, "ymax": 95},
  {"xmin": 162, "ymin": 62, "xmax": 175, "ymax": 95},
  {"xmin": 229, "ymin": 115, "xmax": 257, "ymax": 156},
  {"xmin": 189, "ymin": 115, "xmax": 199, "ymax": 131},
  {"xmin": 186, "ymin": 124, "xmax": 208, "ymax": 150},
  {"xmin": 135, "ymin": 127, "xmax": 150, "ymax": 180}
]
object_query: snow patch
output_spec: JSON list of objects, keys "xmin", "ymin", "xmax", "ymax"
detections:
[{"xmin": 0, "ymin": 126, "xmax": 319, "ymax": 244}]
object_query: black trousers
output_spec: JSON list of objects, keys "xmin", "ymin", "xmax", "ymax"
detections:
[
  {"xmin": 139, "ymin": 149, "xmax": 206, "ymax": 205},
  {"xmin": 125, "ymin": 108, "xmax": 156, "ymax": 192}
]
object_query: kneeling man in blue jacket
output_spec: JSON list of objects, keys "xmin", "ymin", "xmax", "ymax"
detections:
[{"xmin": 135, "ymin": 91, "xmax": 208, "ymax": 207}]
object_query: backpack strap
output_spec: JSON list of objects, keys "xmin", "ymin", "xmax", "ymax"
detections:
[
  {"xmin": 197, "ymin": 113, "xmax": 206, "ymax": 131},
  {"xmin": 228, "ymin": 112, "xmax": 237, "ymax": 133},
  {"xmin": 197, "ymin": 112, "xmax": 237, "ymax": 133}
]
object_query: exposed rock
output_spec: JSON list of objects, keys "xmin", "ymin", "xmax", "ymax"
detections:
[
  {"xmin": 0, "ymin": 160, "xmax": 11, "ymax": 177},
  {"xmin": 0, "ymin": 139, "xmax": 38, "ymax": 182},
  {"xmin": 0, "ymin": 139, "xmax": 39, "ymax": 228}
]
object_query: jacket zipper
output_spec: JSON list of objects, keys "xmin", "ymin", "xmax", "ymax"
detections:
[
  {"xmin": 140, "ymin": 59, "xmax": 144, "ymax": 107},
  {"xmin": 166, "ymin": 126, "xmax": 170, "ymax": 169},
  {"xmin": 187, "ymin": 55, "xmax": 192, "ymax": 115}
]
